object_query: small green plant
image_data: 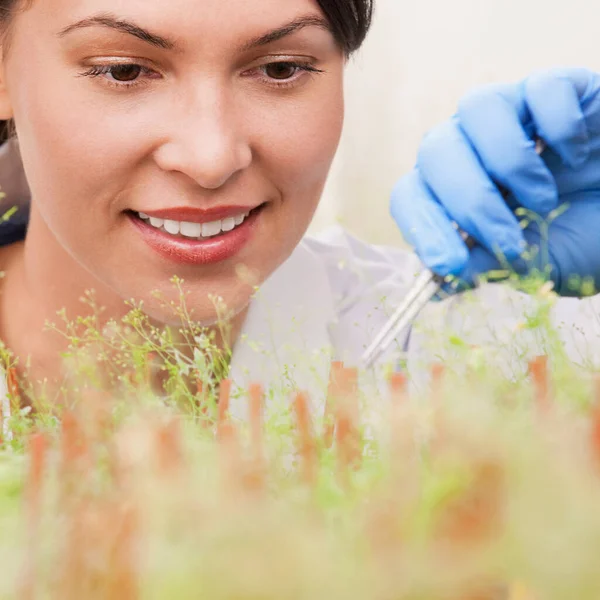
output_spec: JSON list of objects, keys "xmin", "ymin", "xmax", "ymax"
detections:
[{"xmin": 0, "ymin": 243, "xmax": 599, "ymax": 598}]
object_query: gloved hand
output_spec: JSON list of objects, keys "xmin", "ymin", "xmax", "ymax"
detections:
[{"xmin": 390, "ymin": 67, "xmax": 600, "ymax": 297}]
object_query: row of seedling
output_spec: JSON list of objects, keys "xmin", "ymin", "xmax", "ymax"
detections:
[{"xmin": 5, "ymin": 355, "xmax": 600, "ymax": 599}]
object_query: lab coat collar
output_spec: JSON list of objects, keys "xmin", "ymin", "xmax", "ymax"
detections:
[{"xmin": 227, "ymin": 239, "xmax": 337, "ymax": 421}]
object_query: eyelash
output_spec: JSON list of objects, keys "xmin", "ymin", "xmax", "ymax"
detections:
[{"xmin": 77, "ymin": 60, "xmax": 325, "ymax": 91}]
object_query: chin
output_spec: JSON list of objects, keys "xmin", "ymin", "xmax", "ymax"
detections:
[{"xmin": 135, "ymin": 286, "xmax": 253, "ymax": 330}]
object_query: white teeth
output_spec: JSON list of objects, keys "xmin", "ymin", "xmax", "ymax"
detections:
[
  {"xmin": 164, "ymin": 219, "xmax": 180, "ymax": 235},
  {"xmin": 139, "ymin": 209, "xmax": 253, "ymax": 239},
  {"xmin": 202, "ymin": 220, "xmax": 222, "ymax": 237},
  {"xmin": 180, "ymin": 221, "xmax": 202, "ymax": 238},
  {"xmin": 221, "ymin": 217, "xmax": 235, "ymax": 232}
]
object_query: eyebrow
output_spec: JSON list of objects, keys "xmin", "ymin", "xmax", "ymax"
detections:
[{"xmin": 57, "ymin": 13, "xmax": 333, "ymax": 53}]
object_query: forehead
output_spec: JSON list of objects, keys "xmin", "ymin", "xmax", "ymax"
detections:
[{"xmin": 28, "ymin": 0, "xmax": 332, "ymax": 52}]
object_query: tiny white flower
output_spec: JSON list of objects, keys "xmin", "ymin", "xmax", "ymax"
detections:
[{"xmin": 194, "ymin": 334, "xmax": 211, "ymax": 349}]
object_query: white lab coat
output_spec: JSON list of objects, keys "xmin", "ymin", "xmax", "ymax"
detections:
[{"xmin": 3, "ymin": 223, "xmax": 600, "ymax": 436}]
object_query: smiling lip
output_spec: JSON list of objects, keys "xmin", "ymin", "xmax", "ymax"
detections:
[
  {"xmin": 128, "ymin": 204, "xmax": 264, "ymax": 266},
  {"xmin": 136, "ymin": 205, "xmax": 260, "ymax": 223}
]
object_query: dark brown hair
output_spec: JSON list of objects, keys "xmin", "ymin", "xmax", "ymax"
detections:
[
  {"xmin": 316, "ymin": 0, "xmax": 374, "ymax": 56},
  {"xmin": 0, "ymin": 0, "xmax": 374, "ymax": 141}
]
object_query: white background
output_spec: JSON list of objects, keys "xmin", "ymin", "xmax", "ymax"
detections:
[{"xmin": 309, "ymin": 0, "xmax": 600, "ymax": 246}]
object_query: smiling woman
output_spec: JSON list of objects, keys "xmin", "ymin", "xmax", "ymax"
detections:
[
  {"xmin": 0, "ymin": 0, "xmax": 597, "ymax": 431},
  {"xmin": 0, "ymin": 0, "xmax": 374, "ymax": 395}
]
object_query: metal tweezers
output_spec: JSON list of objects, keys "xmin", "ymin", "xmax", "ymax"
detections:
[
  {"xmin": 361, "ymin": 139, "xmax": 546, "ymax": 369},
  {"xmin": 361, "ymin": 231, "xmax": 474, "ymax": 368}
]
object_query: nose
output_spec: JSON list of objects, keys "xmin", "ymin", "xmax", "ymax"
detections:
[{"xmin": 154, "ymin": 88, "xmax": 252, "ymax": 190}]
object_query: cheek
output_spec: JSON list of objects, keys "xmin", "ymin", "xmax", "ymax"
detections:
[
  {"xmin": 13, "ymin": 93, "xmax": 147, "ymax": 228},
  {"xmin": 240, "ymin": 84, "xmax": 344, "ymax": 282},
  {"xmin": 257, "ymin": 85, "xmax": 345, "ymax": 194},
  {"xmin": 6, "ymin": 32, "xmax": 150, "ymax": 224}
]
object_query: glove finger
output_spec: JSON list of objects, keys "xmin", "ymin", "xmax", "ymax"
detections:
[
  {"xmin": 417, "ymin": 119, "xmax": 526, "ymax": 262},
  {"xmin": 390, "ymin": 168, "xmax": 469, "ymax": 276},
  {"xmin": 458, "ymin": 86, "xmax": 558, "ymax": 215},
  {"xmin": 524, "ymin": 71, "xmax": 590, "ymax": 169},
  {"xmin": 533, "ymin": 67, "xmax": 600, "ymax": 132}
]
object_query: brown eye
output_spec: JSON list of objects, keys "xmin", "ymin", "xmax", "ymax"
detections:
[
  {"xmin": 264, "ymin": 62, "xmax": 298, "ymax": 80},
  {"xmin": 110, "ymin": 64, "xmax": 143, "ymax": 82},
  {"xmin": 79, "ymin": 62, "xmax": 159, "ymax": 89}
]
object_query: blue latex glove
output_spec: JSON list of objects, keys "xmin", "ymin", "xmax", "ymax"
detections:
[{"xmin": 390, "ymin": 67, "xmax": 600, "ymax": 297}]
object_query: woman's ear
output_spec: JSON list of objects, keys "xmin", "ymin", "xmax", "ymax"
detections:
[{"xmin": 0, "ymin": 53, "xmax": 14, "ymax": 120}]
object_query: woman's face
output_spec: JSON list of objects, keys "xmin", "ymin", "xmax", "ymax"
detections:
[{"xmin": 0, "ymin": 0, "xmax": 345, "ymax": 326}]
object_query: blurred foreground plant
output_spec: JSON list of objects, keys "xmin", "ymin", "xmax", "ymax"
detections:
[{"xmin": 1, "ymin": 280, "xmax": 600, "ymax": 599}]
